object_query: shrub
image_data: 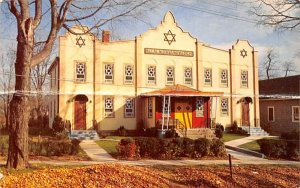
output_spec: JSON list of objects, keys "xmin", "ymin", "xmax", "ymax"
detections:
[
  {"xmin": 115, "ymin": 126, "xmax": 127, "ymax": 137},
  {"xmin": 135, "ymin": 137, "xmax": 161, "ymax": 157},
  {"xmin": 257, "ymin": 139, "xmax": 287, "ymax": 158},
  {"xmin": 210, "ymin": 139, "xmax": 226, "ymax": 157},
  {"xmin": 29, "ymin": 139, "xmax": 81, "ymax": 156},
  {"xmin": 29, "ymin": 126, "xmax": 53, "ymax": 136},
  {"xmin": 281, "ymin": 131, "xmax": 299, "ymax": 141},
  {"xmin": 165, "ymin": 129, "xmax": 178, "ymax": 138},
  {"xmin": 52, "ymin": 116, "xmax": 65, "ymax": 134},
  {"xmin": 230, "ymin": 121, "xmax": 238, "ymax": 133},
  {"xmin": 117, "ymin": 138, "xmax": 137, "ymax": 158},
  {"xmin": 214, "ymin": 123, "xmax": 224, "ymax": 139},
  {"xmin": 143, "ymin": 127, "xmax": 157, "ymax": 137},
  {"xmin": 286, "ymin": 140, "xmax": 299, "ymax": 159},
  {"xmin": 194, "ymin": 138, "xmax": 211, "ymax": 157},
  {"xmin": 172, "ymin": 137, "xmax": 194, "ymax": 157}
]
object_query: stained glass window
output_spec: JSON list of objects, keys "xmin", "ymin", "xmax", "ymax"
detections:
[
  {"xmin": 104, "ymin": 64, "xmax": 114, "ymax": 83},
  {"xmin": 184, "ymin": 67, "xmax": 192, "ymax": 85},
  {"xmin": 220, "ymin": 69, "xmax": 228, "ymax": 87},
  {"xmin": 124, "ymin": 98, "xmax": 134, "ymax": 118},
  {"xmin": 166, "ymin": 66, "xmax": 174, "ymax": 85},
  {"xmin": 204, "ymin": 68, "xmax": 212, "ymax": 86},
  {"xmin": 76, "ymin": 62, "xmax": 85, "ymax": 81},
  {"xmin": 124, "ymin": 65, "xmax": 134, "ymax": 84},
  {"xmin": 221, "ymin": 98, "xmax": 228, "ymax": 116},
  {"xmin": 147, "ymin": 65, "xmax": 156, "ymax": 84},
  {"xmin": 104, "ymin": 97, "xmax": 114, "ymax": 117},
  {"xmin": 196, "ymin": 97, "xmax": 204, "ymax": 117},
  {"xmin": 241, "ymin": 70, "xmax": 248, "ymax": 88}
]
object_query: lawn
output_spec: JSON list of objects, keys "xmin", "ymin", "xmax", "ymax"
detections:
[
  {"xmin": 222, "ymin": 133, "xmax": 247, "ymax": 142},
  {"xmin": 95, "ymin": 140, "xmax": 119, "ymax": 157},
  {"xmin": 239, "ymin": 140, "xmax": 261, "ymax": 152},
  {"xmin": 0, "ymin": 164, "xmax": 299, "ymax": 187}
]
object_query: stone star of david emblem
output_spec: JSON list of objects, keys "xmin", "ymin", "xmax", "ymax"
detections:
[
  {"xmin": 240, "ymin": 49, "xmax": 247, "ymax": 58},
  {"xmin": 164, "ymin": 30, "xmax": 176, "ymax": 45},
  {"xmin": 76, "ymin": 36, "xmax": 86, "ymax": 48}
]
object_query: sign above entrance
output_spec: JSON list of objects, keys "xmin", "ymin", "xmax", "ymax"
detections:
[{"xmin": 144, "ymin": 48, "xmax": 194, "ymax": 57}]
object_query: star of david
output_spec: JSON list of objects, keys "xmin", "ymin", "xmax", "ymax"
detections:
[
  {"xmin": 164, "ymin": 30, "xmax": 176, "ymax": 45},
  {"xmin": 240, "ymin": 49, "xmax": 247, "ymax": 58},
  {"xmin": 76, "ymin": 36, "xmax": 86, "ymax": 48}
]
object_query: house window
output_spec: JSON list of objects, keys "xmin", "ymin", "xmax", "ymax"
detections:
[
  {"xmin": 220, "ymin": 69, "xmax": 228, "ymax": 87},
  {"xmin": 221, "ymin": 98, "xmax": 228, "ymax": 116},
  {"xmin": 124, "ymin": 64, "xmax": 134, "ymax": 84},
  {"xmin": 104, "ymin": 64, "xmax": 114, "ymax": 83},
  {"xmin": 166, "ymin": 66, "xmax": 174, "ymax": 85},
  {"xmin": 292, "ymin": 106, "xmax": 299, "ymax": 122},
  {"xmin": 104, "ymin": 97, "xmax": 114, "ymax": 118},
  {"xmin": 204, "ymin": 68, "xmax": 212, "ymax": 86},
  {"xmin": 241, "ymin": 70, "xmax": 248, "ymax": 88},
  {"xmin": 75, "ymin": 62, "xmax": 85, "ymax": 81},
  {"xmin": 268, "ymin": 107, "xmax": 274, "ymax": 122},
  {"xmin": 196, "ymin": 97, "xmax": 204, "ymax": 117},
  {"xmin": 147, "ymin": 65, "xmax": 156, "ymax": 84},
  {"xmin": 148, "ymin": 98, "xmax": 153, "ymax": 118},
  {"xmin": 124, "ymin": 98, "xmax": 135, "ymax": 118},
  {"xmin": 184, "ymin": 67, "xmax": 192, "ymax": 85}
]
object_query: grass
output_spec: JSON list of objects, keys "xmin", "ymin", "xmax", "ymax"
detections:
[
  {"xmin": 95, "ymin": 140, "xmax": 119, "ymax": 157},
  {"xmin": 239, "ymin": 140, "xmax": 261, "ymax": 152},
  {"xmin": 221, "ymin": 133, "xmax": 247, "ymax": 142}
]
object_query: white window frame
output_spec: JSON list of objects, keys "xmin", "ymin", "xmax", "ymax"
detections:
[
  {"xmin": 104, "ymin": 63, "xmax": 114, "ymax": 84},
  {"xmin": 241, "ymin": 70, "xmax": 248, "ymax": 88},
  {"xmin": 148, "ymin": 97, "xmax": 153, "ymax": 118},
  {"xmin": 166, "ymin": 66, "xmax": 174, "ymax": 85},
  {"xmin": 147, "ymin": 65, "xmax": 156, "ymax": 84},
  {"xmin": 221, "ymin": 98, "xmax": 229, "ymax": 116},
  {"xmin": 220, "ymin": 69, "xmax": 228, "ymax": 87},
  {"xmin": 124, "ymin": 98, "xmax": 135, "ymax": 118},
  {"xmin": 268, "ymin": 106, "xmax": 275, "ymax": 122},
  {"xmin": 204, "ymin": 68, "xmax": 212, "ymax": 86},
  {"xmin": 292, "ymin": 106, "xmax": 300, "ymax": 122},
  {"xmin": 196, "ymin": 97, "xmax": 204, "ymax": 117},
  {"xmin": 124, "ymin": 64, "xmax": 134, "ymax": 84},
  {"xmin": 104, "ymin": 97, "xmax": 114, "ymax": 118},
  {"xmin": 184, "ymin": 67, "xmax": 192, "ymax": 85},
  {"xmin": 75, "ymin": 62, "xmax": 86, "ymax": 82}
]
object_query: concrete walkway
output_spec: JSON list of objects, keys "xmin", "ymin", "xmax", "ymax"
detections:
[
  {"xmin": 225, "ymin": 135, "xmax": 275, "ymax": 147},
  {"xmin": 79, "ymin": 140, "xmax": 117, "ymax": 162}
]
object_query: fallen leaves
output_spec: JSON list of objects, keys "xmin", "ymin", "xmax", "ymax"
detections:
[
  {"xmin": 0, "ymin": 164, "xmax": 171, "ymax": 188},
  {"xmin": 0, "ymin": 164, "xmax": 299, "ymax": 188}
]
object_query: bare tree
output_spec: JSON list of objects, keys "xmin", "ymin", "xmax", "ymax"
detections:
[
  {"xmin": 0, "ymin": 48, "xmax": 15, "ymax": 131},
  {"xmin": 282, "ymin": 60, "xmax": 296, "ymax": 77},
  {"xmin": 250, "ymin": 0, "xmax": 300, "ymax": 30},
  {"xmin": 5, "ymin": 0, "xmax": 159, "ymax": 169},
  {"xmin": 260, "ymin": 49, "xmax": 279, "ymax": 79}
]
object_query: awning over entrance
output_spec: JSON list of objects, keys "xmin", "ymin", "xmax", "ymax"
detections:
[{"xmin": 140, "ymin": 84, "xmax": 223, "ymax": 97}]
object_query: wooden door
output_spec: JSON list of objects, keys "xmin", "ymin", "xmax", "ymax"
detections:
[
  {"xmin": 74, "ymin": 100, "xmax": 86, "ymax": 130},
  {"xmin": 175, "ymin": 101, "xmax": 192, "ymax": 129},
  {"xmin": 242, "ymin": 102, "xmax": 250, "ymax": 126}
]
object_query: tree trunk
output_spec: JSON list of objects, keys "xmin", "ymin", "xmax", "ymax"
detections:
[{"xmin": 6, "ymin": 26, "xmax": 33, "ymax": 169}]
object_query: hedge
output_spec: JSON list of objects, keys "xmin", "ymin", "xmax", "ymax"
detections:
[
  {"xmin": 257, "ymin": 138, "xmax": 299, "ymax": 160},
  {"xmin": 117, "ymin": 137, "xmax": 226, "ymax": 159}
]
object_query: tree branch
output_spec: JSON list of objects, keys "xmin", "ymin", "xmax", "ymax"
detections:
[{"xmin": 32, "ymin": 0, "xmax": 42, "ymax": 29}]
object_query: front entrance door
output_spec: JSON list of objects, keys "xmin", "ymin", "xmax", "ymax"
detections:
[
  {"xmin": 175, "ymin": 101, "xmax": 192, "ymax": 129},
  {"xmin": 241, "ymin": 102, "xmax": 250, "ymax": 126},
  {"xmin": 74, "ymin": 95, "xmax": 88, "ymax": 130}
]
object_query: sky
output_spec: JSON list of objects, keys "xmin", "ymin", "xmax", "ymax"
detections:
[{"xmin": 0, "ymin": 0, "xmax": 299, "ymax": 78}]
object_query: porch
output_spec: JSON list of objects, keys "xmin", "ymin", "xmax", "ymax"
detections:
[{"xmin": 139, "ymin": 84, "xmax": 223, "ymax": 133}]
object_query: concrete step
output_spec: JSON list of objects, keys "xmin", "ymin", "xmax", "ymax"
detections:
[{"xmin": 69, "ymin": 130, "xmax": 100, "ymax": 140}]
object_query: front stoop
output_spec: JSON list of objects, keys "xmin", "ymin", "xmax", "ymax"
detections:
[
  {"xmin": 69, "ymin": 130, "xmax": 100, "ymax": 140},
  {"xmin": 241, "ymin": 127, "xmax": 269, "ymax": 136}
]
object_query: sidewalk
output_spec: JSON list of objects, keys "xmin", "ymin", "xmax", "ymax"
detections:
[{"xmin": 225, "ymin": 135, "xmax": 275, "ymax": 147}]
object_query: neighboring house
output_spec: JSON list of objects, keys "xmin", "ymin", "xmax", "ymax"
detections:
[
  {"xmin": 48, "ymin": 11, "xmax": 260, "ymax": 133},
  {"xmin": 259, "ymin": 75, "xmax": 300, "ymax": 135}
]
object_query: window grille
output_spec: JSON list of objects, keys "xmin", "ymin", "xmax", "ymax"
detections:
[
  {"xmin": 104, "ymin": 97, "xmax": 114, "ymax": 117},
  {"xmin": 147, "ymin": 65, "xmax": 156, "ymax": 84},
  {"xmin": 166, "ymin": 66, "xmax": 174, "ymax": 85},
  {"xmin": 124, "ymin": 98, "xmax": 135, "ymax": 118},
  {"xmin": 196, "ymin": 97, "xmax": 204, "ymax": 117},
  {"xmin": 75, "ymin": 62, "xmax": 85, "ymax": 81},
  {"xmin": 204, "ymin": 68, "xmax": 212, "ymax": 86},
  {"xmin": 184, "ymin": 67, "xmax": 192, "ymax": 85},
  {"xmin": 124, "ymin": 65, "xmax": 134, "ymax": 84},
  {"xmin": 104, "ymin": 64, "xmax": 114, "ymax": 83}
]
